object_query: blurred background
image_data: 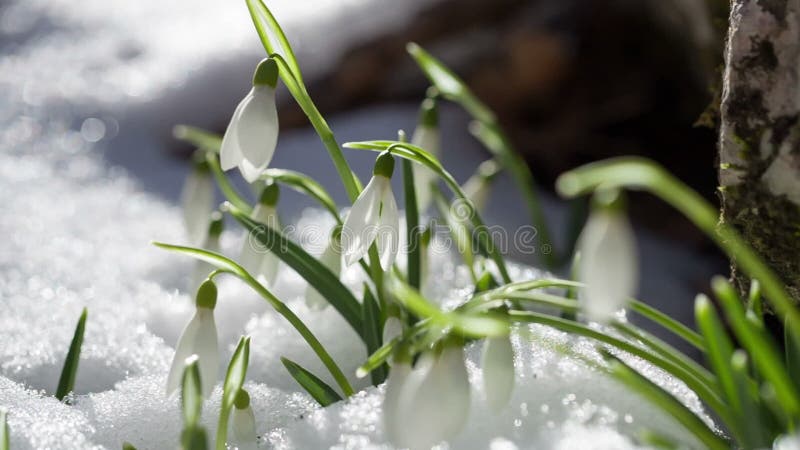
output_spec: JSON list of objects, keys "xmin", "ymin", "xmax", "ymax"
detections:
[{"xmin": 1, "ymin": 0, "xmax": 730, "ymax": 355}]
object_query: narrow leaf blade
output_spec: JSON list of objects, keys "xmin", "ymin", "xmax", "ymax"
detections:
[
  {"xmin": 56, "ymin": 307, "xmax": 87, "ymax": 401},
  {"xmin": 361, "ymin": 287, "xmax": 386, "ymax": 385},
  {"xmin": 216, "ymin": 336, "xmax": 251, "ymax": 450},
  {"xmin": 228, "ymin": 204, "xmax": 364, "ymax": 335},
  {"xmin": 281, "ymin": 357, "xmax": 343, "ymax": 406}
]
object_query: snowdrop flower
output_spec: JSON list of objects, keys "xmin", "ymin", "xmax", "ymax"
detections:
[
  {"xmin": 577, "ymin": 189, "xmax": 638, "ymax": 323},
  {"xmin": 181, "ymin": 156, "xmax": 215, "ymax": 245},
  {"xmin": 382, "ymin": 355, "xmax": 412, "ymax": 445},
  {"xmin": 382, "ymin": 316, "xmax": 403, "ymax": 346},
  {"xmin": 240, "ymin": 183, "xmax": 281, "ymax": 286},
  {"xmin": 167, "ymin": 279, "xmax": 219, "ymax": 398},
  {"xmin": 411, "ymin": 98, "xmax": 440, "ymax": 211},
  {"xmin": 342, "ymin": 151, "xmax": 399, "ymax": 270},
  {"xmin": 774, "ymin": 433, "xmax": 800, "ymax": 450},
  {"xmin": 305, "ymin": 226, "xmax": 342, "ymax": 309},
  {"xmin": 191, "ymin": 212, "xmax": 223, "ymax": 290},
  {"xmin": 387, "ymin": 343, "xmax": 471, "ymax": 449},
  {"xmin": 461, "ymin": 159, "xmax": 500, "ymax": 215},
  {"xmin": 220, "ymin": 58, "xmax": 279, "ymax": 183},
  {"xmin": 231, "ymin": 389, "xmax": 258, "ymax": 450},
  {"xmin": 481, "ymin": 335, "xmax": 515, "ymax": 411}
]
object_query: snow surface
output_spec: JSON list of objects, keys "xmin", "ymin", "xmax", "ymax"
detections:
[{"xmin": 0, "ymin": 0, "xmax": 720, "ymax": 448}]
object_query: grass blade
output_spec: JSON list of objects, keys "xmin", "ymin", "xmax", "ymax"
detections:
[
  {"xmin": 712, "ymin": 277, "xmax": 800, "ymax": 418},
  {"xmin": 263, "ymin": 168, "xmax": 340, "ymax": 222},
  {"xmin": 56, "ymin": 307, "xmax": 87, "ymax": 402},
  {"xmin": 606, "ymin": 355, "xmax": 729, "ymax": 450},
  {"xmin": 785, "ymin": 315, "xmax": 800, "ymax": 393},
  {"xmin": 152, "ymin": 241, "xmax": 355, "ymax": 397},
  {"xmin": 181, "ymin": 356, "xmax": 209, "ymax": 450},
  {"xmin": 1, "ymin": 409, "xmax": 8, "ymax": 450},
  {"xmin": 730, "ymin": 350, "xmax": 770, "ymax": 448},
  {"xmin": 361, "ymin": 286, "xmax": 387, "ymax": 385},
  {"xmin": 227, "ymin": 204, "xmax": 363, "ymax": 335},
  {"xmin": 402, "ymin": 159, "xmax": 421, "ymax": 289},
  {"xmin": 215, "ymin": 336, "xmax": 251, "ymax": 450},
  {"xmin": 281, "ymin": 357, "xmax": 343, "ymax": 406}
]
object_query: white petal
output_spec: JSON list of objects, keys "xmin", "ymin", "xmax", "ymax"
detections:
[
  {"xmin": 193, "ymin": 308, "xmax": 219, "ymax": 398},
  {"xmin": 382, "ymin": 317, "xmax": 402, "ymax": 345},
  {"xmin": 237, "ymin": 86, "xmax": 278, "ymax": 169},
  {"xmin": 220, "ymin": 98, "xmax": 248, "ymax": 171},
  {"xmin": 481, "ymin": 336, "xmax": 515, "ymax": 411},
  {"xmin": 231, "ymin": 406, "xmax": 258, "ymax": 450},
  {"xmin": 397, "ymin": 347, "xmax": 470, "ymax": 449},
  {"xmin": 390, "ymin": 353, "xmax": 436, "ymax": 449},
  {"xmin": 181, "ymin": 170, "xmax": 215, "ymax": 246},
  {"xmin": 342, "ymin": 177, "xmax": 383, "ymax": 266},
  {"xmin": 578, "ymin": 212, "xmax": 638, "ymax": 323},
  {"xmin": 238, "ymin": 157, "xmax": 269, "ymax": 184},
  {"xmin": 376, "ymin": 186, "xmax": 399, "ymax": 271},
  {"xmin": 411, "ymin": 125, "xmax": 440, "ymax": 158},
  {"xmin": 382, "ymin": 361, "xmax": 411, "ymax": 446},
  {"xmin": 305, "ymin": 241, "xmax": 341, "ymax": 309},
  {"xmin": 462, "ymin": 174, "xmax": 490, "ymax": 214},
  {"xmin": 240, "ymin": 205, "xmax": 281, "ymax": 284},
  {"xmin": 166, "ymin": 310, "xmax": 203, "ymax": 396},
  {"xmin": 411, "ymin": 125, "xmax": 440, "ymax": 211}
]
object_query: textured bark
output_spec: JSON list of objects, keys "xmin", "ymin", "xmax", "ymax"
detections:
[{"xmin": 719, "ymin": 0, "xmax": 800, "ymax": 307}]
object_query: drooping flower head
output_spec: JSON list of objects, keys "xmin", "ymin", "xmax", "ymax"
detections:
[
  {"xmin": 240, "ymin": 182, "xmax": 281, "ymax": 285},
  {"xmin": 384, "ymin": 340, "xmax": 470, "ymax": 449},
  {"xmin": 305, "ymin": 225, "xmax": 342, "ymax": 309},
  {"xmin": 411, "ymin": 97, "xmax": 440, "ymax": 211},
  {"xmin": 220, "ymin": 58, "xmax": 279, "ymax": 183},
  {"xmin": 181, "ymin": 152, "xmax": 215, "ymax": 245},
  {"xmin": 342, "ymin": 151, "xmax": 399, "ymax": 270},
  {"xmin": 231, "ymin": 388, "xmax": 258, "ymax": 450},
  {"xmin": 167, "ymin": 279, "xmax": 220, "ymax": 398},
  {"xmin": 577, "ymin": 188, "xmax": 638, "ymax": 323}
]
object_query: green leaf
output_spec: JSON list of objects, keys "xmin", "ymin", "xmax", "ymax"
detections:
[
  {"xmin": 390, "ymin": 277, "xmax": 508, "ymax": 338},
  {"xmin": 215, "ymin": 336, "xmax": 251, "ymax": 450},
  {"xmin": 361, "ymin": 287, "xmax": 386, "ymax": 386},
  {"xmin": 730, "ymin": 350, "xmax": 769, "ymax": 448},
  {"xmin": 402, "ymin": 159, "xmax": 421, "ymax": 289},
  {"xmin": 712, "ymin": 277, "xmax": 800, "ymax": 418},
  {"xmin": 281, "ymin": 357, "xmax": 343, "ymax": 406},
  {"xmin": 181, "ymin": 356, "xmax": 203, "ymax": 428},
  {"xmin": 56, "ymin": 307, "xmax": 87, "ymax": 402},
  {"xmin": 226, "ymin": 204, "xmax": 363, "ymax": 336},
  {"xmin": 785, "ymin": 315, "xmax": 800, "ymax": 393},
  {"xmin": 606, "ymin": 355, "xmax": 729, "ymax": 450},
  {"xmin": 122, "ymin": 443, "xmax": 137, "ymax": 450},
  {"xmin": 152, "ymin": 241, "xmax": 355, "ymax": 397},
  {"xmin": 263, "ymin": 168, "xmax": 340, "ymax": 222},
  {"xmin": 694, "ymin": 295, "xmax": 739, "ymax": 413},
  {"xmin": 406, "ymin": 43, "xmax": 494, "ymax": 123},
  {"xmin": 245, "ymin": 0, "xmax": 304, "ymax": 85},
  {"xmin": 181, "ymin": 427, "xmax": 209, "ymax": 450},
  {"xmin": 1, "ymin": 409, "xmax": 8, "ymax": 450},
  {"xmin": 173, "ymin": 125, "xmax": 223, "ymax": 153}
]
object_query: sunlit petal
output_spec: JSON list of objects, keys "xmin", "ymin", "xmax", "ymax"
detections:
[
  {"xmin": 181, "ymin": 169, "xmax": 214, "ymax": 245},
  {"xmin": 193, "ymin": 308, "xmax": 219, "ymax": 398},
  {"xmin": 342, "ymin": 177, "xmax": 382, "ymax": 266},
  {"xmin": 481, "ymin": 336, "xmax": 515, "ymax": 411},
  {"xmin": 231, "ymin": 405, "xmax": 258, "ymax": 450},
  {"xmin": 165, "ymin": 310, "xmax": 202, "ymax": 396},
  {"xmin": 578, "ymin": 211, "xmax": 637, "ymax": 323},
  {"xmin": 220, "ymin": 98, "xmax": 248, "ymax": 171},
  {"xmin": 236, "ymin": 86, "xmax": 278, "ymax": 170},
  {"xmin": 382, "ymin": 361, "xmax": 411, "ymax": 445},
  {"xmin": 382, "ymin": 316, "xmax": 402, "ymax": 345},
  {"xmin": 376, "ymin": 185, "xmax": 399, "ymax": 271}
]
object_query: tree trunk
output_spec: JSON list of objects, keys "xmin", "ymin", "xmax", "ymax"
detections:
[{"xmin": 719, "ymin": 0, "xmax": 800, "ymax": 308}]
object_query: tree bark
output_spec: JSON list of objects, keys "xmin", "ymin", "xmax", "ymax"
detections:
[{"xmin": 719, "ymin": 0, "xmax": 800, "ymax": 308}]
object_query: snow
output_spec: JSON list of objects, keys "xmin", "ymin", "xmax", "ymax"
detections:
[{"xmin": 0, "ymin": 0, "xmax": 719, "ymax": 448}]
